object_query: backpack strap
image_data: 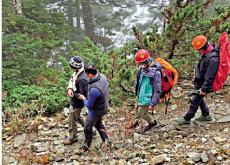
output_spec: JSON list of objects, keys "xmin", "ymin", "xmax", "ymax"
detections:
[{"xmin": 208, "ymin": 46, "xmax": 219, "ymax": 59}]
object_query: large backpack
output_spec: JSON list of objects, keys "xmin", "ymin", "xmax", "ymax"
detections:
[
  {"xmin": 212, "ymin": 32, "xmax": 230, "ymax": 92},
  {"xmin": 154, "ymin": 58, "xmax": 179, "ymax": 113}
]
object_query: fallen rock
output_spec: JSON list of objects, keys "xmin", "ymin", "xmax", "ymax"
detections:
[
  {"xmin": 200, "ymin": 152, "xmax": 209, "ymax": 163},
  {"xmin": 186, "ymin": 152, "xmax": 201, "ymax": 162},
  {"xmin": 35, "ymin": 152, "xmax": 50, "ymax": 164},
  {"xmin": 158, "ymin": 124, "xmax": 176, "ymax": 132},
  {"xmin": 217, "ymin": 155, "xmax": 223, "ymax": 161},
  {"xmin": 6, "ymin": 136, "xmax": 13, "ymax": 141},
  {"xmin": 72, "ymin": 160, "xmax": 80, "ymax": 165},
  {"xmin": 200, "ymin": 137, "xmax": 208, "ymax": 143},
  {"xmin": 53, "ymin": 140, "xmax": 63, "ymax": 146},
  {"xmin": 150, "ymin": 154, "xmax": 165, "ymax": 165},
  {"xmin": 54, "ymin": 156, "xmax": 65, "ymax": 162},
  {"xmin": 14, "ymin": 134, "xmax": 27, "ymax": 148},
  {"xmin": 162, "ymin": 132, "xmax": 169, "ymax": 138},
  {"xmin": 163, "ymin": 149, "xmax": 169, "ymax": 153},
  {"xmin": 213, "ymin": 136, "xmax": 227, "ymax": 143},
  {"xmin": 185, "ymin": 158, "xmax": 195, "ymax": 165},
  {"xmin": 28, "ymin": 132, "xmax": 38, "ymax": 141},
  {"xmin": 217, "ymin": 115, "xmax": 230, "ymax": 123},
  {"xmin": 207, "ymin": 151, "xmax": 216, "ymax": 162},
  {"xmin": 133, "ymin": 133, "xmax": 146, "ymax": 141},
  {"xmin": 3, "ymin": 154, "xmax": 17, "ymax": 164},
  {"xmin": 148, "ymin": 144, "xmax": 156, "ymax": 149},
  {"xmin": 70, "ymin": 155, "xmax": 80, "ymax": 160},
  {"xmin": 40, "ymin": 130, "xmax": 53, "ymax": 136},
  {"xmin": 31, "ymin": 142, "xmax": 40, "ymax": 152}
]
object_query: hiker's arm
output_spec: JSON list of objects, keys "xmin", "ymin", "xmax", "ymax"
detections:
[
  {"xmin": 135, "ymin": 69, "xmax": 141, "ymax": 96},
  {"xmin": 201, "ymin": 57, "xmax": 219, "ymax": 92},
  {"xmin": 73, "ymin": 79, "xmax": 88, "ymax": 97},
  {"xmin": 67, "ymin": 73, "xmax": 75, "ymax": 90},
  {"xmin": 67, "ymin": 73, "xmax": 75, "ymax": 97},
  {"xmin": 150, "ymin": 71, "xmax": 162, "ymax": 107},
  {"xmin": 81, "ymin": 87, "xmax": 101, "ymax": 110}
]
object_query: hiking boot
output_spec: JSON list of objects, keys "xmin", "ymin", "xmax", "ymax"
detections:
[
  {"xmin": 175, "ymin": 117, "xmax": 191, "ymax": 125},
  {"xmin": 81, "ymin": 143, "xmax": 90, "ymax": 152},
  {"xmin": 63, "ymin": 138, "xmax": 78, "ymax": 145},
  {"xmin": 100, "ymin": 138, "xmax": 112, "ymax": 148},
  {"xmin": 143, "ymin": 121, "xmax": 159, "ymax": 133},
  {"xmin": 126, "ymin": 121, "xmax": 139, "ymax": 129},
  {"xmin": 195, "ymin": 115, "xmax": 212, "ymax": 122}
]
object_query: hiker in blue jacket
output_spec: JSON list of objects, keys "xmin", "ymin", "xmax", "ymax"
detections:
[{"xmin": 78, "ymin": 65, "xmax": 111, "ymax": 151}]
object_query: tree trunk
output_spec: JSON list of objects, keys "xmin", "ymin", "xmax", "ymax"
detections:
[
  {"xmin": 75, "ymin": 0, "xmax": 81, "ymax": 28},
  {"xmin": 11, "ymin": 0, "xmax": 23, "ymax": 15},
  {"xmin": 67, "ymin": 0, "xmax": 74, "ymax": 26},
  {"xmin": 81, "ymin": 0, "xmax": 94, "ymax": 37},
  {"xmin": 168, "ymin": 39, "xmax": 178, "ymax": 59}
]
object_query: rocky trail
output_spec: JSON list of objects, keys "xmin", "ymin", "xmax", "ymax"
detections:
[{"xmin": 2, "ymin": 81, "xmax": 230, "ymax": 165}]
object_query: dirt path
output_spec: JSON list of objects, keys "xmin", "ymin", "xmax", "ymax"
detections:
[{"xmin": 2, "ymin": 86, "xmax": 230, "ymax": 164}]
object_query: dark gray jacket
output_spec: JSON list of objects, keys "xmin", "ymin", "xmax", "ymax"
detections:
[
  {"xmin": 88, "ymin": 73, "xmax": 109, "ymax": 111},
  {"xmin": 194, "ymin": 48, "xmax": 219, "ymax": 92},
  {"xmin": 70, "ymin": 71, "xmax": 88, "ymax": 108}
]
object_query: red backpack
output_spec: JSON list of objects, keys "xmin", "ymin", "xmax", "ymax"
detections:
[
  {"xmin": 154, "ymin": 58, "xmax": 178, "ymax": 99},
  {"xmin": 212, "ymin": 32, "xmax": 230, "ymax": 92},
  {"xmin": 154, "ymin": 58, "xmax": 179, "ymax": 114}
]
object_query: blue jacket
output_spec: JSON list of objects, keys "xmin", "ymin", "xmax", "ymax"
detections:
[{"xmin": 135, "ymin": 62, "xmax": 162, "ymax": 106}]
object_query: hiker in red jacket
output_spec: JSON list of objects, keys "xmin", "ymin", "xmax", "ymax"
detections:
[{"xmin": 175, "ymin": 35, "xmax": 219, "ymax": 124}]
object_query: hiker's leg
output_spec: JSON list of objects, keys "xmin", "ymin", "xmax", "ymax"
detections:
[
  {"xmin": 126, "ymin": 105, "xmax": 141, "ymax": 128},
  {"xmin": 199, "ymin": 98, "xmax": 210, "ymax": 116},
  {"xmin": 135, "ymin": 105, "xmax": 142, "ymax": 119},
  {"xmin": 184, "ymin": 95, "xmax": 204, "ymax": 120},
  {"xmin": 84, "ymin": 111, "xmax": 98, "ymax": 147},
  {"xmin": 68, "ymin": 106, "xmax": 78, "ymax": 139},
  {"xmin": 94, "ymin": 114, "xmax": 108, "ymax": 142},
  {"xmin": 73, "ymin": 108, "xmax": 85, "ymax": 127},
  {"xmin": 140, "ymin": 106, "xmax": 156, "ymax": 124}
]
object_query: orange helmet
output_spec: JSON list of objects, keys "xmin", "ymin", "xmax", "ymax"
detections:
[
  {"xmin": 192, "ymin": 35, "xmax": 207, "ymax": 50},
  {"xmin": 134, "ymin": 49, "xmax": 150, "ymax": 63}
]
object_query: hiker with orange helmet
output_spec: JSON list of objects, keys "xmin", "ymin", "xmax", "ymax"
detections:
[
  {"xmin": 175, "ymin": 35, "xmax": 219, "ymax": 124},
  {"xmin": 128, "ymin": 49, "xmax": 162, "ymax": 134}
]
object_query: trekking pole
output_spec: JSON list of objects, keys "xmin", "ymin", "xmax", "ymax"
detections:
[
  {"xmin": 165, "ymin": 94, "xmax": 171, "ymax": 114},
  {"xmin": 187, "ymin": 90, "xmax": 200, "ymax": 104},
  {"xmin": 187, "ymin": 90, "xmax": 200, "ymax": 97}
]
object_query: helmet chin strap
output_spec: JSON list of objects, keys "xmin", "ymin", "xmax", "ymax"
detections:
[{"xmin": 199, "ymin": 44, "xmax": 213, "ymax": 55}]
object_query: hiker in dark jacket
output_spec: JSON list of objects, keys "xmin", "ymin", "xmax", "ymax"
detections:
[
  {"xmin": 127, "ymin": 49, "xmax": 161, "ymax": 134},
  {"xmin": 175, "ymin": 35, "xmax": 219, "ymax": 124},
  {"xmin": 63, "ymin": 56, "xmax": 88, "ymax": 145},
  {"xmin": 78, "ymin": 65, "xmax": 111, "ymax": 151}
]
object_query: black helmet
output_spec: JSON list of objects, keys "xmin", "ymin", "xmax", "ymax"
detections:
[{"xmin": 69, "ymin": 56, "xmax": 84, "ymax": 69}]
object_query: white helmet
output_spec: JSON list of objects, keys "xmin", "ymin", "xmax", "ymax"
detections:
[{"xmin": 69, "ymin": 56, "xmax": 84, "ymax": 69}]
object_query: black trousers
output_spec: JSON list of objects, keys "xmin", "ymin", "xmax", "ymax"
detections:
[
  {"xmin": 84, "ymin": 110, "xmax": 108, "ymax": 147},
  {"xmin": 184, "ymin": 94, "xmax": 209, "ymax": 120}
]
